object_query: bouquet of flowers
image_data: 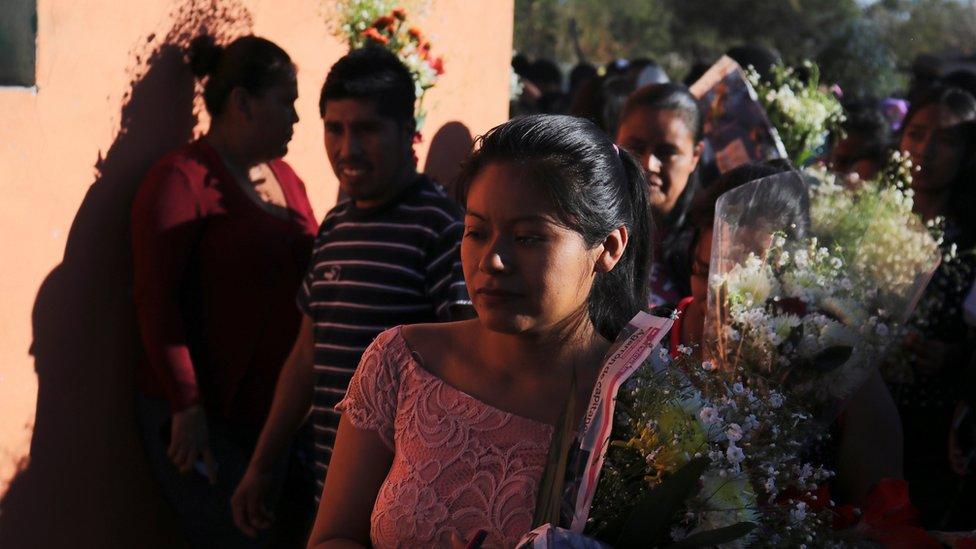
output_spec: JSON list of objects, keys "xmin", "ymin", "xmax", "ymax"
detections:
[
  {"xmin": 747, "ymin": 61, "xmax": 845, "ymax": 167},
  {"xmin": 806, "ymin": 152, "xmax": 942, "ymax": 321},
  {"xmin": 328, "ymin": 1, "xmax": 443, "ymax": 132},
  {"xmin": 702, "ymin": 172, "xmax": 915, "ymax": 420},
  {"xmin": 583, "ymin": 349, "xmax": 837, "ymax": 548},
  {"xmin": 803, "ymin": 152, "xmax": 944, "ymax": 383}
]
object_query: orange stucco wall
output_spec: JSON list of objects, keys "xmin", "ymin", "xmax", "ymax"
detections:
[{"xmin": 0, "ymin": 0, "xmax": 512, "ymax": 546}]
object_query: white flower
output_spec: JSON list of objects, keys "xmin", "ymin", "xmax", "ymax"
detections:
[
  {"xmin": 791, "ymin": 501, "xmax": 808, "ymax": 522},
  {"xmin": 732, "ymin": 382, "xmax": 745, "ymax": 395},
  {"xmin": 677, "ymin": 344, "xmax": 693, "ymax": 356},
  {"xmin": 743, "ymin": 414, "xmax": 759, "ymax": 431},
  {"xmin": 769, "ymin": 392, "xmax": 784, "ymax": 408},
  {"xmin": 701, "ymin": 361, "xmax": 717, "ymax": 372},
  {"xmin": 726, "ymin": 423, "xmax": 744, "ymax": 443},
  {"xmin": 700, "ymin": 407, "xmax": 722, "ymax": 425},
  {"xmin": 726, "ymin": 444, "xmax": 746, "ymax": 465}
]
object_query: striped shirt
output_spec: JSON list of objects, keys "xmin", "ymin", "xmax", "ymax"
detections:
[{"xmin": 297, "ymin": 176, "xmax": 469, "ymax": 492}]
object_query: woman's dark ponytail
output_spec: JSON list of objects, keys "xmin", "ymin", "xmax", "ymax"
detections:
[
  {"xmin": 188, "ymin": 35, "xmax": 222, "ymax": 78},
  {"xmin": 587, "ymin": 147, "xmax": 653, "ymax": 339},
  {"xmin": 185, "ymin": 35, "xmax": 294, "ymax": 117}
]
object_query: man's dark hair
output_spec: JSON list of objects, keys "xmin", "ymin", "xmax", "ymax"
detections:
[{"xmin": 319, "ymin": 46, "xmax": 416, "ymax": 124}]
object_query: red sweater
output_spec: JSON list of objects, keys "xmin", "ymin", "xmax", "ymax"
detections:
[{"xmin": 131, "ymin": 140, "xmax": 318, "ymax": 427}]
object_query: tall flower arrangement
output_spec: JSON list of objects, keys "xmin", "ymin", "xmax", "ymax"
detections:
[
  {"xmin": 805, "ymin": 152, "xmax": 942, "ymax": 324},
  {"xmin": 328, "ymin": 1, "xmax": 444, "ymax": 134},
  {"xmin": 747, "ymin": 61, "xmax": 845, "ymax": 167}
]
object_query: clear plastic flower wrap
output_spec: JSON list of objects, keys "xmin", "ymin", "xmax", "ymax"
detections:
[{"xmin": 703, "ymin": 171, "xmax": 937, "ymax": 420}]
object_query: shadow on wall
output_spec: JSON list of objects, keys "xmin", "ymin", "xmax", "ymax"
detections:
[
  {"xmin": 424, "ymin": 120, "xmax": 473, "ymax": 199},
  {"xmin": 0, "ymin": 2, "xmax": 252, "ymax": 547}
]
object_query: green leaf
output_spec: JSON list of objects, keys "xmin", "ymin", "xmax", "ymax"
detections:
[
  {"xmin": 666, "ymin": 522, "xmax": 756, "ymax": 548},
  {"xmin": 532, "ymin": 368, "xmax": 578, "ymax": 528},
  {"xmin": 806, "ymin": 345, "xmax": 853, "ymax": 372},
  {"xmin": 616, "ymin": 457, "xmax": 710, "ymax": 547}
]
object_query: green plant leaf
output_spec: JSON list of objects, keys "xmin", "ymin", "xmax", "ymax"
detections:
[
  {"xmin": 532, "ymin": 368, "xmax": 578, "ymax": 528},
  {"xmin": 666, "ymin": 522, "xmax": 756, "ymax": 548},
  {"xmin": 805, "ymin": 345, "xmax": 853, "ymax": 372},
  {"xmin": 616, "ymin": 457, "xmax": 709, "ymax": 547}
]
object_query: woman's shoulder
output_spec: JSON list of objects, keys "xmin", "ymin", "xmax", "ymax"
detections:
[
  {"xmin": 401, "ymin": 320, "xmax": 473, "ymax": 352},
  {"xmin": 143, "ymin": 141, "xmax": 217, "ymax": 187},
  {"xmin": 267, "ymin": 157, "xmax": 305, "ymax": 187}
]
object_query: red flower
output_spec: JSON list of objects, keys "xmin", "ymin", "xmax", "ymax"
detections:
[
  {"xmin": 956, "ymin": 538, "xmax": 976, "ymax": 549},
  {"xmin": 392, "ymin": 7, "xmax": 407, "ymax": 20},
  {"xmin": 408, "ymin": 27, "xmax": 424, "ymax": 42},
  {"xmin": 835, "ymin": 478, "xmax": 941, "ymax": 549},
  {"xmin": 413, "ymin": 131, "xmax": 423, "ymax": 144},
  {"xmin": 362, "ymin": 27, "xmax": 389, "ymax": 45},
  {"xmin": 372, "ymin": 15, "xmax": 396, "ymax": 30},
  {"xmin": 429, "ymin": 56, "xmax": 444, "ymax": 76}
]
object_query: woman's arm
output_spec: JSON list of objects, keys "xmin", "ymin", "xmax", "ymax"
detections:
[
  {"xmin": 307, "ymin": 415, "xmax": 394, "ymax": 548},
  {"xmin": 834, "ymin": 368, "xmax": 904, "ymax": 504},
  {"xmin": 132, "ymin": 162, "xmax": 214, "ymax": 479}
]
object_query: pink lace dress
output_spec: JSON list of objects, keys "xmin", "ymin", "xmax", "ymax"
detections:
[{"xmin": 336, "ymin": 327, "xmax": 553, "ymax": 548}]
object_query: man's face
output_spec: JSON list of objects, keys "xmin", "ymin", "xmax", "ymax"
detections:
[{"xmin": 322, "ymin": 98, "xmax": 413, "ymax": 207}]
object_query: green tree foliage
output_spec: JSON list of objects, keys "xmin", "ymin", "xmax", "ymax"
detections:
[{"xmin": 514, "ymin": 0, "xmax": 976, "ymax": 98}]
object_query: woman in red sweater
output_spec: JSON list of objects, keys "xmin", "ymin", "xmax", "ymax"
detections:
[{"xmin": 131, "ymin": 35, "xmax": 317, "ymax": 546}]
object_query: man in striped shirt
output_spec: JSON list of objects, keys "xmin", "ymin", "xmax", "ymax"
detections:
[{"xmin": 231, "ymin": 47, "xmax": 471, "ymax": 537}]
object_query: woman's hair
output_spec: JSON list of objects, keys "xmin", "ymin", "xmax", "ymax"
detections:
[
  {"xmin": 676, "ymin": 161, "xmax": 800, "ymax": 287},
  {"xmin": 831, "ymin": 99, "xmax": 892, "ymax": 165},
  {"xmin": 188, "ymin": 35, "xmax": 294, "ymax": 117},
  {"xmin": 900, "ymin": 85, "xmax": 976, "ymax": 246},
  {"xmin": 688, "ymin": 160, "xmax": 797, "ymax": 235},
  {"xmin": 455, "ymin": 114, "xmax": 653, "ymax": 340}
]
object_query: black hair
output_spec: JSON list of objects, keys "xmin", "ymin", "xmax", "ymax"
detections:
[
  {"xmin": 188, "ymin": 35, "xmax": 294, "ymax": 117},
  {"xmin": 900, "ymin": 85, "xmax": 976, "ymax": 248},
  {"xmin": 569, "ymin": 63, "xmax": 598, "ymax": 95},
  {"xmin": 319, "ymin": 46, "xmax": 416, "ymax": 125},
  {"xmin": 942, "ymin": 70, "xmax": 976, "ymax": 101},
  {"xmin": 830, "ymin": 99, "xmax": 892, "ymax": 170},
  {"xmin": 526, "ymin": 59, "xmax": 563, "ymax": 90},
  {"xmin": 688, "ymin": 161, "xmax": 798, "ymax": 235},
  {"xmin": 455, "ymin": 114, "xmax": 653, "ymax": 340},
  {"xmin": 676, "ymin": 161, "xmax": 797, "ymax": 295},
  {"xmin": 726, "ymin": 44, "xmax": 781, "ymax": 82}
]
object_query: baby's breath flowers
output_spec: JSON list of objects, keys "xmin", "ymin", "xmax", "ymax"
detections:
[
  {"xmin": 747, "ymin": 61, "xmax": 845, "ymax": 167},
  {"xmin": 806, "ymin": 152, "xmax": 942, "ymax": 323}
]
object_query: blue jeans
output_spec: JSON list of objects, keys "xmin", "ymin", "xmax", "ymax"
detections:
[{"xmin": 136, "ymin": 395, "xmax": 315, "ymax": 548}]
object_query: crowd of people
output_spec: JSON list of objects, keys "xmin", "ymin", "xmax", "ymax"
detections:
[{"xmin": 129, "ymin": 31, "xmax": 976, "ymax": 548}]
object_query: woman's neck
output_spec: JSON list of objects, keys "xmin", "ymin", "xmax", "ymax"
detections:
[
  {"xmin": 477, "ymin": 316, "xmax": 608, "ymax": 380},
  {"xmin": 913, "ymin": 187, "xmax": 952, "ymax": 222},
  {"xmin": 206, "ymin": 125, "xmax": 259, "ymax": 173}
]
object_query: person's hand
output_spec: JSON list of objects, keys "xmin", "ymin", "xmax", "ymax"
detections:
[
  {"xmin": 231, "ymin": 465, "xmax": 276, "ymax": 537},
  {"xmin": 949, "ymin": 402, "xmax": 974, "ymax": 476},
  {"xmin": 903, "ymin": 333, "xmax": 950, "ymax": 376},
  {"xmin": 168, "ymin": 404, "xmax": 217, "ymax": 483}
]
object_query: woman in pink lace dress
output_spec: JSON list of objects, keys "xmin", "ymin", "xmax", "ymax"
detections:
[{"xmin": 307, "ymin": 115, "xmax": 654, "ymax": 548}]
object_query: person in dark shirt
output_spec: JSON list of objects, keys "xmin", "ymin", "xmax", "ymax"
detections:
[
  {"xmin": 232, "ymin": 47, "xmax": 472, "ymax": 538},
  {"xmin": 131, "ymin": 35, "xmax": 317, "ymax": 546}
]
